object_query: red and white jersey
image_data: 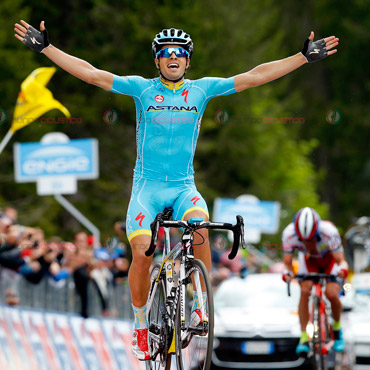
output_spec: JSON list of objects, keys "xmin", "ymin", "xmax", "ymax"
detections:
[{"xmin": 282, "ymin": 220, "xmax": 342, "ymax": 258}]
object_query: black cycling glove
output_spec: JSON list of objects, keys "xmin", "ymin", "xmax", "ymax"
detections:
[
  {"xmin": 23, "ymin": 25, "xmax": 50, "ymax": 53},
  {"xmin": 301, "ymin": 38, "xmax": 327, "ymax": 63}
]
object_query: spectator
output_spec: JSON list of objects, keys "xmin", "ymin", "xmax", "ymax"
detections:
[
  {"xmin": 0, "ymin": 224, "xmax": 41, "ymax": 274},
  {"xmin": 71, "ymin": 231, "xmax": 92, "ymax": 318},
  {"xmin": 91, "ymin": 247, "xmax": 113, "ymax": 317},
  {"xmin": 5, "ymin": 289, "xmax": 19, "ymax": 306},
  {"xmin": 114, "ymin": 221, "xmax": 126, "ymax": 240},
  {"xmin": 4, "ymin": 207, "xmax": 18, "ymax": 224},
  {"xmin": 112, "ymin": 253, "xmax": 129, "ymax": 283},
  {"xmin": 0, "ymin": 214, "xmax": 12, "ymax": 234}
]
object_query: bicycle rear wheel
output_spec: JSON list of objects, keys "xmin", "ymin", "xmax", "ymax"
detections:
[
  {"xmin": 175, "ymin": 259, "xmax": 214, "ymax": 370},
  {"xmin": 146, "ymin": 264, "xmax": 172, "ymax": 370}
]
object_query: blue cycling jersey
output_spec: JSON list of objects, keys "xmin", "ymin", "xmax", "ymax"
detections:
[{"xmin": 111, "ymin": 76, "xmax": 236, "ymax": 181}]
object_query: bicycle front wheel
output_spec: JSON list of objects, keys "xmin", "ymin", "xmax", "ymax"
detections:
[
  {"xmin": 175, "ymin": 259, "xmax": 214, "ymax": 370},
  {"xmin": 313, "ymin": 296, "xmax": 327, "ymax": 370},
  {"xmin": 146, "ymin": 264, "xmax": 172, "ymax": 370}
]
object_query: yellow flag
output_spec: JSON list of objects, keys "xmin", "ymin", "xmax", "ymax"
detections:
[{"xmin": 10, "ymin": 67, "xmax": 70, "ymax": 133}]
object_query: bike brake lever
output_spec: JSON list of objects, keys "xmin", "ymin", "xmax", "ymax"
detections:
[
  {"xmin": 146, "ymin": 213, "xmax": 163, "ymax": 256},
  {"xmin": 238, "ymin": 216, "xmax": 246, "ymax": 248}
]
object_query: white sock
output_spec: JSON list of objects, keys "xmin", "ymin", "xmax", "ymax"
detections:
[
  {"xmin": 192, "ymin": 292, "xmax": 207, "ymax": 311},
  {"xmin": 132, "ymin": 304, "xmax": 148, "ymax": 329}
]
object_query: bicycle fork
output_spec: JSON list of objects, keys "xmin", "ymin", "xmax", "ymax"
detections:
[
  {"xmin": 165, "ymin": 260, "xmax": 178, "ymax": 355},
  {"xmin": 146, "ymin": 259, "xmax": 178, "ymax": 358},
  {"xmin": 312, "ymin": 283, "xmax": 334, "ymax": 356}
]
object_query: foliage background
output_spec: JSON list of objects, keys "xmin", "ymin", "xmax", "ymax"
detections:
[{"xmin": 0, "ymin": 0, "xmax": 369, "ymax": 248}]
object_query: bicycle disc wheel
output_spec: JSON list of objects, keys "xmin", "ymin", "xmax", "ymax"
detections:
[
  {"xmin": 146, "ymin": 264, "xmax": 172, "ymax": 370},
  {"xmin": 175, "ymin": 259, "xmax": 214, "ymax": 370}
]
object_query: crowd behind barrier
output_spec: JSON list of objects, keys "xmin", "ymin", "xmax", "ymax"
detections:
[
  {"xmin": 0, "ymin": 266, "xmax": 133, "ymax": 318},
  {"xmin": 0, "ymin": 206, "xmax": 133, "ymax": 318},
  {"xmin": 0, "ymin": 205, "xmax": 266, "ymax": 317},
  {"xmin": 2, "ymin": 205, "xmax": 367, "ymax": 318}
]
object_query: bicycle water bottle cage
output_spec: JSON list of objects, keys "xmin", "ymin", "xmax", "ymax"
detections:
[{"xmin": 188, "ymin": 218, "xmax": 203, "ymax": 225}]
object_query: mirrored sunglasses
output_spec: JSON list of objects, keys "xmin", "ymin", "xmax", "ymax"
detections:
[{"xmin": 156, "ymin": 47, "xmax": 189, "ymax": 58}]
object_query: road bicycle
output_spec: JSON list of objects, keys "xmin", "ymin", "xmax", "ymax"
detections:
[
  {"xmin": 288, "ymin": 273, "xmax": 343, "ymax": 370},
  {"xmin": 144, "ymin": 207, "xmax": 245, "ymax": 370}
]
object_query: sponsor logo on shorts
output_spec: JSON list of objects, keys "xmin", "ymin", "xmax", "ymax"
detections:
[
  {"xmin": 191, "ymin": 196, "xmax": 200, "ymax": 205},
  {"xmin": 135, "ymin": 212, "xmax": 145, "ymax": 227}
]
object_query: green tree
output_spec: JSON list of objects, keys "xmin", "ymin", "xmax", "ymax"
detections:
[{"xmin": 1, "ymin": 0, "xmax": 367, "ymax": 246}]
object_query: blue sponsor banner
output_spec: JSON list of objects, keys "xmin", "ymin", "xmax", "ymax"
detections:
[
  {"xmin": 213, "ymin": 198, "xmax": 280, "ymax": 234},
  {"xmin": 14, "ymin": 139, "xmax": 98, "ymax": 182}
]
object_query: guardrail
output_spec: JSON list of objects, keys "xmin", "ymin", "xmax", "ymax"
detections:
[{"xmin": 0, "ymin": 267, "xmax": 133, "ymax": 319}]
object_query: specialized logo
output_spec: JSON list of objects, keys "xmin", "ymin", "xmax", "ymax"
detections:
[
  {"xmin": 309, "ymin": 48, "xmax": 320, "ymax": 55},
  {"xmin": 155, "ymin": 95, "xmax": 164, "ymax": 103},
  {"xmin": 146, "ymin": 105, "xmax": 198, "ymax": 112},
  {"xmin": 135, "ymin": 212, "xmax": 145, "ymax": 227},
  {"xmin": 30, "ymin": 37, "xmax": 41, "ymax": 45},
  {"xmin": 182, "ymin": 89, "xmax": 189, "ymax": 103},
  {"xmin": 191, "ymin": 196, "xmax": 200, "ymax": 205}
]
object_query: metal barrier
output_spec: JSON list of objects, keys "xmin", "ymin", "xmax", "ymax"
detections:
[{"xmin": 0, "ymin": 267, "xmax": 134, "ymax": 319}]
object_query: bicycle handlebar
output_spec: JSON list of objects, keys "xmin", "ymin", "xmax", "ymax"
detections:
[
  {"xmin": 287, "ymin": 273, "xmax": 343, "ymax": 297},
  {"xmin": 296, "ymin": 273, "xmax": 338, "ymax": 281},
  {"xmin": 145, "ymin": 212, "xmax": 245, "ymax": 260}
]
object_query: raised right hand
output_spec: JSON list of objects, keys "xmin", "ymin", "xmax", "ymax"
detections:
[{"xmin": 14, "ymin": 20, "xmax": 50, "ymax": 53}]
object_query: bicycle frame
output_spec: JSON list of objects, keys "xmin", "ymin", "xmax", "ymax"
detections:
[
  {"xmin": 146, "ymin": 225, "xmax": 206, "ymax": 357},
  {"xmin": 299, "ymin": 274, "xmax": 341, "ymax": 370},
  {"xmin": 287, "ymin": 273, "xmax": 344, "ymax": 370},
  {"xmin": 310, "ymin": 280, "xmax": 334, "ymax": 355},
  {"xmin": 145, "ymin": 212, "xmax": 244, "ymax": 368}
]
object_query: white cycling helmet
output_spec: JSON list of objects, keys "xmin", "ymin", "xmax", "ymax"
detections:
[
  {"xmin": 152, "ymin": 28, "xmax": 193, "ymax": 58},
  {"xmin": 293, "ymin": 207, "xmax": 321, "ymax": 240}
]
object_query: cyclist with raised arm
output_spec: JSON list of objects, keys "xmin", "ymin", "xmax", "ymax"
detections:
[
  {"xmin": 15, "ymin": 20, "xmax": 339, "ymax": 360},
  {"xmin": 282, "ymin": 207, "xmax": 348, "ymax": 356}
]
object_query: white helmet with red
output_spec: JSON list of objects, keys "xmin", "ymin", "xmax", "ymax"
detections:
[{"xmin": 293, "ymin": 207, "xmax": 321, "ymax": 241}]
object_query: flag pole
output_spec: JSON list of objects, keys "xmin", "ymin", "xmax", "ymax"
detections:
[{"xmin": 0, "ymin": 129, "xmax": 14, "ymax": 155}]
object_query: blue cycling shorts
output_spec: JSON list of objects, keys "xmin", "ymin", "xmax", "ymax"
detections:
[{"xmin": 126, "ymin": 179, "xmax": 209, "ymax": 242}]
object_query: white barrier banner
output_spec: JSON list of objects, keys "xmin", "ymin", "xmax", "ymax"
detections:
[{"xmin": 0, "ymin": 305, "xmax": 144, "ymax": 370}]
